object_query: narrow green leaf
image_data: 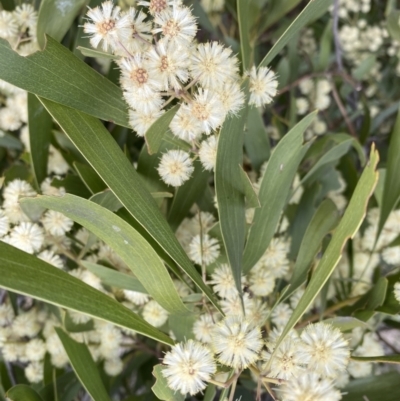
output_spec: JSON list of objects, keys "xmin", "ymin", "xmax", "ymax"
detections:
[
  {"xmin": 77, "ymin": 46, "xmax": 118, "ymax": 60},
  {"xmin": 168, "ymin": 160, "xmax": 210, "ymax": 230},
  {"xmin": 215, "ymin": 89, "xmax": 249, "ymax": 294},
  {"xmin": 239, "ymin": 165, "xmax": 260, "ymax": 208},
  {"xmin": 243, "ymin": 111, "xmax": 317, "ymax": 273},
  {"xmin": 168, "ymin": 313, "xmax": 197, "ymax": 342},
  {"xmin": 0, "ymin": 132, "xmax": 22, "ymax": 150},
  {"xmin": 387, "ymin": 10, "xmax": 400, "ymax": 42},
  {"xmin": 6, "ymin": 385, "xmax": 43, "ymax": 401},
  {"xmin": 261, "ymin": 0, "xmax": 302, "ymax": 30},
  {"xmin": 351, "ymin": 355, "xmax": 400, "ymax": 364},
  {"xmin": 0, "ymin": 37, "xmax": 129, "ymax": 127},
  {"xmin": 323, "ymin": 317, "xmax": 368, "ymax": 332},
  {"xmin": 38, "ymin": 98, "xmax": 220, "ymax": 312},
  {"xmin": 317, "ymin": 20, "xmax": 333, "ymax": 71},
  {"xmin": 269, "ymin": 146, "xmax": 379, "ymax": 366},
  {"xmin": 90, "ymin": 190, "xmax": 122, "ymax": 212},
  {"xmin": 23, "ymin": 194, "xmax": 189, "ymax": 315},
  {"xmin": 0, "ymin": 241, "xmax": 173, "ymax": 345},
  {"xmin": 378, "ymin": 108, "xmax": 400, "ymax": 238},
  {"xmin": 342, "ymin": 372, "xmax": 400, "ymax": 401},
  {"xmin": 37, "ymin": 0, "xmax": 87, "ymax": 49},
  {"xmin": 287, "ymin": 198, "xmax": 339, "ymax": 299},
  {"xmin": 152, "ymin": 365, "xmax": 184, "ymax": 401},
  {"xmin": 244, "ymin": 106, "xmax": 270, "ymax": 172},
  {"xmin": 238, "ymin": 0, "xmax": 252, "ymax": 70},
  {"xmin": 38, "ymin": 371, "xmax": 81, "ymax": 401},
  {"xmin": 82, "ymin": 261, "xmax": 147, "ymax": 293},
  {"xmin": 55, "ymin": 328, "xmax": 110, "ymax": 401},
  {"xmin": 0, "ymin": 0, "xmax": 14, "ymax": 11},
  {"xmin": 259, "ymin": 0, "xmax": 332, "ymax": 68},
  {"xmin": 145, "ymin": 105, "xmax": 179, "ymax": 155},
  {"xmin": 28, "ymin": 93, "xmax": 53, "ymax": 187},
  {"xmin": 74, "ymin": 162, "xmax": 107, "ymax": 195},
  {"xmin": 300, "ymin": 138, "xmax": 354, "ymax": 186}
]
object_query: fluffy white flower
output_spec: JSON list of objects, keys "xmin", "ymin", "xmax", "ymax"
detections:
[
  {"xmin": 147, "ymin": 41, "xmax": 190, "ymax": 90},
  {"xmin": 212, "ymin": 315, "xmax": 263, "ymax": 369},
  {"xmin": 162, "ymin": 339, "xmax": 216, "ymax": 395},
  {"xmin": 25, "ymin": 339, "xmax": 46, "ymax": 362},
  {"xmin": 157, "ymin": 149, "xmax": 194, "ymax": 187},
  {"xmin": 190, "ymin": 88, "xmax": 226, "ymax": 134},
  {"xmin": 38, "ymin": 250, "xmax": 64, "ymax": 269},
  {"xmin": 382, "ymin": 246, "xmax": 400, "ymax": 265},
  {"xmin": 153, "ymin": 5, "xmax": 197, "ymax": 46},
  {"xmin": 215, "ymin": 81, "xmax": 245, "ymax": 116},
  {"xmin": 139, "ymin": 0, "xmax": 177, "ymax": 15},
  {"xmin": 299, "ymin": 323, "xmax": 350, "ymax": 378},
  {"xmin": 279, "ymin": 372, "xmax": 342, "ymax": 401},
  {"xmin": 0, "ymin": 303, "xmax": 14, "ymax": 326},
  {"xmin": 123, "ymin": 289, "xmax": 150, "ymax": 305},
  {"xmin": 188, "ymin": 234, "xmax": 220, "ymax": 266},
  {"xmin": 249, "ymin": 66, "xmax": 278, "ymax": 107},
  {"xmin": 41, "ymin": 210, "xmax": 73, "ymax": 236},
  {"xmin": 271, "ymin": 303, "xmax": 292, "ymax": 329},
  {"xmin": 104, "ymin": 358, "xmax": 124, "ymax": 376},
  {"xmin": 0, "ymin": 209, "xmax": 10, "ymax": 238},
  {"xmin": 190, "ymin": 42, "xmax": 239, "ymax": 89},
  {"xmin": 199, "ymin": 135, "xmax": 218, "ymax": 171},
  {"xmin": 13, "ymin": 4, "xmax": 37, "ymax": 30},
  {"xmin": 25, "ymin": 362, "xmax": 43, "ymax": 383},
  {"xmin": 84, "ymin": 1, "xmax": 129, "ymax": 52},
  {"xmin": 47, "ymin": 146, "xmax": 69, "ymax": 175},
  {"xmin": 193, "ymin": 314, "xmax": 218, "ymax": 344},
  {"xmin": 170, "ymin": 104, "xmax": 203, "ymax": 141},
  {"xmin": 0, "ymin": 11, "xmax": 18, "ymax": 39},
  {"xmin": 9, "ymin": 222, "xmax": 44, "ymax": 254},
  {"xmin": 129, "ymin": 108, "xmax": 165, "ymax": 137},
  {"xmin": 248, "ymin": 266, "xmax": 275, "ymax": 297},
  {"xmin": 395, "ymin": 282, "xmax": 400, "ymax": 304},
  {"xmin": 210, "ymin": 264, "xmax": 238, "ymax": 299},
  {"xmin": 143, "ymin": 300, "xmax": 169, "ymax": 327},
  {"xmin": 12, "ymin": 310, "xmax": 41, "ymax": 338},
  {"xmin": 0, "ymin": 107, "xmax": 22, "ymax": 131}
]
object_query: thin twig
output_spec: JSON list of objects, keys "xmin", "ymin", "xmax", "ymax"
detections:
[{"xmin": 330, "ymin": 77, "xmax": 357, "ymax": 137}]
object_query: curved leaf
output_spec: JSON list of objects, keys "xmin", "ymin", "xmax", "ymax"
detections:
[
  {"xmin": 378, "ymin": 108, "xmax": 400, "ymax": 238},
  {"xmin": 7, "ymin": 385, "xmax": 43, "ymax": 401},
  {"xmin": 38, "ymin": 98, "xmax": 220, "ymax": 312},
  {"xmin": 28, "ymin": 93, "xmax": 53, "ymax": 187},
  {"xmin": 37, "ymin": 0, "xmax": 87, "ymax": 48},
  {"xmin": 55, "ymin": 328, "xmax": 110, "ymax": 401},
  {"xmin": 83, "ymin": 261, "xmax": 147, "ymax": 293},
  {"xmin": 267, "ymin": 146, "xmax": 379, "ymax": 369},
  {"xmin": 351, "ymin": 355, "xmax": 400, "ymax": 364},
  {"xmin": 215, "ymin": 91, "xmax": 249, "ymax": 294},
  {"xmin": 238, "ymin": 0, "xmax": 252, "ymax": 69},
  {"xmin": 22, "ymin": 194, "xmax": 189, "ymax": 315},
  {"xmin": 259, "ymin": 0, "xmax": 332, "ymax": 68},
  {"xmin": 0, "ymin": 241, "xmax": 173, "ymax": 345},
  {"xmin": 152, "ymin": 365, "xmax": 184, "ymax": 401},
  {"xmin": 0, "ymin": 36, "xmax": 129, "ymax": 127},
  {"xmin": 243, "ymin": 111, "xmax": 317, "ymax": 273},
  {"xmin": 286, "ymin": 198, "xmax": 339, "ymax": 299}
]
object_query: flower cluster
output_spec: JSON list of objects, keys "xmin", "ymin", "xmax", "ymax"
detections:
[{"xmin": 83, "ymin": 0, "xmax": 278, "ymax": 186}]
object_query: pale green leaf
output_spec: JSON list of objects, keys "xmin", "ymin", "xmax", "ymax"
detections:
[
  {"xmin": 243, "ymin": 111, "xmax": 317, "ymax": 273},
  {"xmin": 239, "ymin": 165, "xmax": 260, "ymax": 208},
  {"xmin": 38, "ymin": 98, "xmax": 220, "ymax": 312},
  {"xmin": 0, "ymin": 241, "xmax": 173, "ymax": 345},
  {"xmin": 287, "ymin": 198, "xmax": 339, "ymax": 299},
  {"xmin": 342, "ymin": 372, "xmax": 400, "ymax": 401},
  {"xmin": 215, "ymin": 88, "xmax": 249, "ymax": 294},
  {"xmin": 55, "ymin": 328, "xmax": 110, "ymax": 401},
  {"xmin": 238, "ymin": 0, "xmax": 252, "ymax": 69},
  {"xmin": 168, "ymin": 160, "xmax": 210, "ymax": 230},
  {"xmin": 244, "ymin": 106, "xmax": 270, "ymax": 172},
  {"xmin": 259, "ymin": 0, "xmax": 332, "ymax": 68},
  {"xmin": 37, "ymin": 0, "xmax": 87, "ymax": 48},
  {"xmin": 323, "ymin": 317, "xmax": 368, "ymax": 332},
  {"xmin": 378, "ymin": 108, "xmax": 400, "ymax": 238},
  {"xmin": 6, "ymin": 385, "xmax": 43, "ymax": 401},
  {"xmin": 152, "ymin": 365, "xmax": 184, "ymax": 401},
  {"xmin": 27, "ymin": 93, "xmax": 53, "ymax": 188},
  {"xmin": 74, "ymin": 162, "xmax": 107, "ymax": 195},
  {"xmin": 168, "ymin": 313, "xmax": 197, "ymax": 342},
  {"xmin": 77, "ymin": 46, "xmax": 118, "ymax": 60},
  {"xmin": 268, "ymin": 146, "xmax": 379, "ymax": 367},
  {"xmin": 83, "ymin": 261, "xmax": 147, "ymax": 293},
  {"xmin": 145, "ymin": 105, "xmax": 179, "ymax": 155},
  {"xmin": 0, "ymin": 37, "xmax": 129, "ymax": 127},
  {"xmin": 23, "ymin": 194, "xmax": 189, "ymax": 315},
  {"xmin": 350, "ymin": 355, "xmax": 400, "ymax": 364},
  {"xmin": 0, "ymin": 132, "xmax": 22, "ymax": 150},
  {"xmin": 387, "ymin": 10, "xmax": 400, "ymax": 42}
]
